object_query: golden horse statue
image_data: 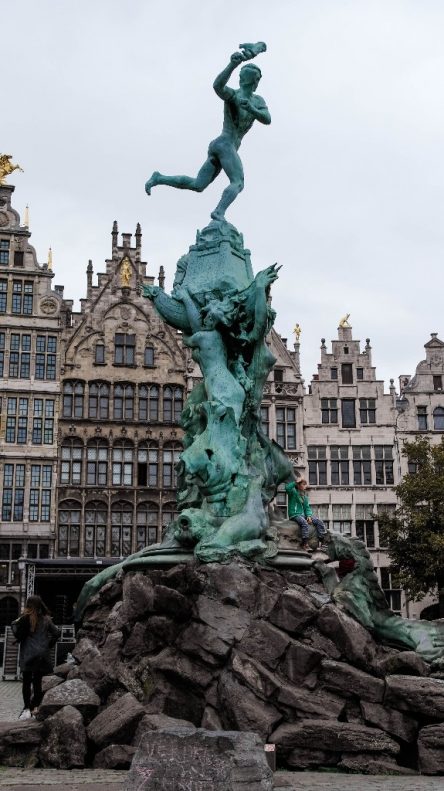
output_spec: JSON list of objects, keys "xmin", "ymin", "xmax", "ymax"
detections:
[{"xmin": 0, "ymin": 155, "xmax": 24, "ymax": 185}]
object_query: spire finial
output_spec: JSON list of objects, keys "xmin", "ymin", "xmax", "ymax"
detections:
[
  {"xmin": 48, "ymin": 247, "xmax": 53, "ymax": 270},
  {"xmin": 23, "ymin": 204, "xmax": 29, "ymax": 228}
]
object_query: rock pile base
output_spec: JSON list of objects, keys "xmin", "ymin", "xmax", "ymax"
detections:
[{"xmin": 3, "ymin": 559, "xmax": 444, "ymax": 774}]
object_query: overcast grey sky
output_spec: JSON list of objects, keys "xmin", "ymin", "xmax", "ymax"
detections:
[{"xmin": 3, "ymin": 0, "xmax": 444, "ymax": 388}]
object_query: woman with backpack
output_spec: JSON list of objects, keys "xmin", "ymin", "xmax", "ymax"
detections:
[{"xmin": 11, "ymin": 595, "xmax": 60, "ymax": 720}]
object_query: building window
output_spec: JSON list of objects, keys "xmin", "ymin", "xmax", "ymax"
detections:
[
  {"xmin": 112, "ymin": 442, "xmax": 133, "ymax": 486},
  {"xmin": 408, "ymin": 461, "xmax": 418, "ymax": 475},
  {"xmin": 60, "ymin": 440, "xmax": 83, "ymax": 485},
  {"xmin": 26, "ymin": 543, "xmax": 49, "ymax": 560},
  {"xmin": 321, "ymin": 398, "xmax": 338, "ymax": 424},
  {"xmin": 113, "ymin": 384, "xmax": 134, "ymax": 420},
  {"xmin": 332, "ymin": 504, "xmax": 352, "ymax": 535},
  {"xmin": 87, "ymin": 441, "xmax": 108, "ymax": 486},
  {"xmin": 260, "ymin": 406, "xmax": 269, "ymax": 437},
  {"xmin": 111, "ymin": 502, "xmax": 133, "ymax": 556},
  {"xmin": 35, "ymin": 335, "xmax": 57, "ymax": 380},
  {"xmin": 29, "ymin": 465, "xmax": 52, "ymax": 521},
  {"xmin": 0, "ymin": 279, "xmax": 7, "ymax": 312},
  {"xmin": 330, "ymin": 446, "xmax": 349, "ymax": 485},
  {"xmin": 58, "ymin": 500, "xmax": 81, "ymax": 557},
  {"xmin": 433, "ymin": 375, "xmax": 443, "ymax": 392},
  {"xmin": 114, "ymin": 333, "xmax": 135, "ymax": 365},
  {"xmin": 341, "ymin": 363, "xmax": 353, "ymax": 384},
  {"xmin": 417, "ymin": 405, "xmax": 428, "ymax": 431},
  {"xmin": 308, "ymin": 446, "xmax": 327, "ymax": 486},
  {"xmin": 63, "ymin": 381, "xmax": 84, "ymax": 418},
  {"xmin": 360, "ymin": 398, "xmax": 376, "ymax": 424},
  {"xmin": 274, "ymin": 368, "xmax": 284, "ymax": 383},
  {"xmin": 162, "ymin": 502, "xmax": 177, "ymax": 534},
  {"xmin": 32, "ymin": 398, "xmax": 54, "ymax": 444},
  {"xmin": 356, "ymin": 367, "xmax": 364, "ymax": 381},
  {"xmin": 137, "ymin": 442, "xmax": 159, "ymax": 487},
  {"xmin": 0, "ymin": 240, "xmax": 10, "ymax": 265},
  {"xmin": 9, "ymin": 333, "xmax": 31, "ymax": 378},
  {"xmin": 12, "ymin": 280, "xmax": 33, "ymax": 315},
  {"xmin": 2, "ymin": 464, "xmax": 25, "ymax": 521},
  {"xmin": 375, "ymin": 445, "xmax": 394, "ymax": 485},
  {"xmin": 162, "ymin": 443, "xmax": 181, "ymax": 488},
  {"xmin": 275, "ymin": 484, "xmax": 287, "ymax": 516},
  {"xmin": 331, "ymin": 367, "xmax": 338, "ymax": 380},
  {"xmin": 84, "ymin": 502, "xmax": 107, "ymax": 557},
  {"xmin": 316, "ymin": 505, "xmax": 330, "ymax": 530},
  {"xmin": 0, "ymin": 543, "xmax": 22, "ymax": 588},
  {"xmin": 94, "ymin": 344, "xmax": 105, "ymax": 364},
  {"xmin": 163, "ymin": 386, "xmax": 183, "ymax": 423},
  {"xmin": 88, "ymin": 382, "xmax": 109, "ymax": 419},
  {"xmin": 5, "ymin": 397, "xmax": 28, "ymax": 444},
  {"xmin": 341, "ymin": 399, "xmax": 356, "ymax": 428},
  {"xmin": 353, "ymin": 446, "xmax": 372, "ymax": 485},
  {"xmin": 0, "ymin": 331, "xmax": 4, "ymax": 376},
  {"xmin": 13, "ymin": 251, "xmax": 24, "ymax": 267},
  {"xmin": 139, "ymin": 385, "xmax": 159, "ymax": 422},
  {"xmin": 380, "ymin": 567, "xmax": 402, "ymax": 614},
  {"xmin": 136, "ymin": 503, "xmax": 159, "ymax": 550},
  {"xmin": 276, "ymin": 407, "xmax": 296, "ymax": 449},
  {"xmin": 355, "ymin": 504, "xmax": 375, "ymax": 548},
  {"xmin": 433, "ymin": 407, "xmax": 444, "ymax": 431},
  {"xmin": 144, "ymin": 346, "xmax": 154, "ymax": 367}
]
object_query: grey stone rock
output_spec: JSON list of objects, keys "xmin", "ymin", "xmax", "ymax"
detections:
[
  {"xmin": 152, "ymin": 584, "xmax": 192, "ymax": 620},
  {"xmin": 135, "ymin": 713, "xmax": 195, "ymax": 745},
  {"xmin": 122, "ymin": 572, "xmax": 154, "ymax": 619},
  {"xmin": 97, "ymin": 577, "xmax": 122, "ymax": 605},
  {"xmin": 71, "ymin": 637, "xmax": 100, "ymax": 664},
  {"xmin": 319, "ymin": 659, "xmax": 384, "ymax": 703},
  {"xmin": 375, "ymin": 651, "xmax": 429, "ymax": 677},
  {"xmin": 0, "ymin": 721, "xmax": 43, "ymax": 768},
  {"xmin": 418, "ymin": 723, "xmax": 444, "ymax": 774},
  {"xmin": 39, "ymin": 679, "xmax": 100, "ymax": 721},
  {"xmin": 144, "ymin": 677, "xmax": 205, "ymax": 726},
  {"xmin": 204, "ymin": 561, "xmax": 259, "ymax": 609},
  {"xmin": 122, "ymin": 621, "xmax": 149, "ymax": 657},
  {"xmin": 76, "ymin": 652, "xmax": 113, "ymax": 697},
  {"xmin": 276, "ymin": 682, "xmax": 346, "ymax": 720},
  {"xmin": 339, "ymin": 752, "xmax": 417, "ymax": 775},
  {"xmin": 302, "ymin": 626, "xmax": 342, "ymax": 659},
  {"xmin": 317, "ymin": 605, "xmax": 376, "ymax": 668},
  {"xmin": 361, "ymin": 700, "xmax": 418, "ymax": 743},
  {"xmin": 105, "ymin": 600, "xmax": 128, "ymax": 633},
  {"xmin": 87, "ymin": 691, "xmax": 145, "ymax": 749},
  {"xmin": 39, "ymin": 705, "xmax": 87, "ymax": 769},
  {"xmin": 42, "ymin": 675, "xmax": 63, "ymax": 693},
  {"xmin": 149, "ymin": 647, "xmax": 213, "ymax": 688},
  {"xmin": 384, "ymin": 675, "xmax": 444, "ymax": 718},
  {"xmin": 52, "ymin": 662, "xmax": 73, "ymax": 678},
  {"xmin": 280, "ymin": 639, "xmax": 323, "ymax": 681},
  {"xmin": 162, "ymin": 562, "xmax": 204, "ymax": 596},
  {"xmin": 176, "ymin": 621, "xmax": 233, "ymax": 666},
  {"xmin": 270, "ymin": 719, "xmax": 399, "ymax": 755},
  {"xmin": 269, "ymin": 588, "xmax": 318, "ymax": 635},
  {"xmin": 194, "ymin": 595, "xmax": 250, "ymax": 643},
  {"xmin": 93, "ymin": 743, "xmax": 136, "ymax": 769},
  {"xmin": 237, "ymin": 621, "xmax": 290, "ymax": 670},
  {"xmin": 126, "ymin": 728, "xmax": 273, "ymax": 791},
  {"xmin": 218, "ymin": 671, "xmax": 282, "ymax": 741},
  {"xmin": 201, "ymin": 705, "xmax": 223, "ymax": 730},
  {"xmin": 101, "ymin": 630, "xmax": 124, "ymax": 665},
  {"xmin": 286, "ymin": 747, "xmax": 339, "ymax": 768},
  {"xmin": 255, "ymin": 582, "xmax": 281, "ymax": 618},
  {"xmin": 230, "ymin": 651, "xmax": 281, "ymax": 700}
]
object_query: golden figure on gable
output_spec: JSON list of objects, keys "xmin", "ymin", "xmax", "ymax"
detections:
[
  {"xmin": 293, "ymin": 323, "xmax": 301, "ymax": 341},
  {"xmin": 339, "ymin": 313, "xmax": 351, "ymax": 328},
  {"xmin": 120, "ymin": 256, "xmax": 131, "ymax": 287},
  {"xmin": 0, "ymin": 155, "xmax": 24, "ymax": 185}
]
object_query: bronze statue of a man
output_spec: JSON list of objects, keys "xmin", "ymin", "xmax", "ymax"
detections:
[{"xmin": 145, "ymin": 43, "xmax": 270, "ymax": 222}]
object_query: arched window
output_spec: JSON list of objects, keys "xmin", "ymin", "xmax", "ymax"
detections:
[
  {"xmin": 62, "ymin": 381, "xmax": 84, "ymax": 418},
  {"xmin": 0, "ymin": 596, "xmax": 19, "ymax": 635},
  {"xmin": 95, "ymin": 343, "xmax": 105, "ymax": 365},
  {"xmin": 137, "ymin": 442, "xmax": 158, "ymax": 487},
  {"xmin": 173, "ymin": 387, "xmax": 183, "ymax": 423},
  {"xmin": 163, "ymin": 387, "xmax": 173, "ymax": 422},
  {"xmin": 139, "ymin": 385, "xmax": 159, "ymax": 422},
  {"xmin": 112, "ymin": 442, "xmax": 133, "ymax": 486},
  {"xmin": 87, "ymin": 440, "xmax": 108, "ymax": 486},
  {"xmin": 114, "ymin": 384, "xmax": 134, "ymax": 420},
  {"xmin": 144, "ymin": 346, "xmax": 155, "ymax": 367},
  {"xmin": 162, "ymin": 442, "xmax": 182, "ymax": 488},
  {"xmin": 60, "ymin": 439, "xmax": 83, "ymax": 485},
  {"xmin": 84, "ymin": 501, "xmax": 107, "ymax": 557},
  {"xmin": 433, "ymin": 407, "xmax": 444, "ymax": 431},
  {"xmin": 111, "ymin": 501, "xmax": 133, "ymax": 556},
  {"xmin": 58, "ymin": 499, "xmax": 81, "ymax": 557},
  {"xmin": 162, "ymin": 502, "xmax": 177, "ymax": 531},
  {"xmin": 89, "ymin": 382, "xmax": 109, "ymax": 419},
  {"xmin": 136, "ymin": 502, "xmax": 159, "ymax": 550}
]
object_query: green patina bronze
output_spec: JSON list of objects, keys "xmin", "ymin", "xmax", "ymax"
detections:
[{"xmin": 316, "ymin": 533, "xmax": 444, "ymax": 663}]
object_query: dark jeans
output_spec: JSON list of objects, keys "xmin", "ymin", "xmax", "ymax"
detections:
[
  {"xmin": 291, "ymin": 515, "xmax": 326, "ymax": 541},
  {"xmin": 22, "ymin": 670, "xmax": 44, "ymax": 710}
]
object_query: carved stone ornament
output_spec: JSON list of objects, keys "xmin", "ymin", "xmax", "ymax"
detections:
[
  {"xmin": 120, "ymin": 307, "xmax": 131, "ymax": 320},
  {"xmin": 40, "ymin": 298, "xmax": 58, "ymax": 315},
  {"xmin": 0, "ymin": 212, "xmax": 9, "ymax": 227}
]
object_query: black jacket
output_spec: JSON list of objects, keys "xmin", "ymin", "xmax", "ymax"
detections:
[{"xmin": 11, "ymin": 615, "xmax": 61, "ymax": 673}]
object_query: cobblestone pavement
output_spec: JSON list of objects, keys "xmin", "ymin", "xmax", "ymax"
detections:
[
  {"xmin": 0, "ymin": 682, "xmax": 22, "ymax": 722},
  {"xmin": 0, "ymin": 769, "xmax": 125, "ymax": 789}
]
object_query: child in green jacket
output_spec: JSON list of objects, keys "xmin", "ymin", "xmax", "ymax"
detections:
[{"xmin": 285, "ymin": 477, "xmax": 326, "ymax": 552}]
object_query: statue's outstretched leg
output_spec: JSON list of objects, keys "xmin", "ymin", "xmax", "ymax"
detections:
[
  {"xmin": 145, "ymin": 157, "xmax": 220, "ymax": 195},
  {"xmin": 210, "ymin": 149, "xmax": 244, "ymax": 222}
]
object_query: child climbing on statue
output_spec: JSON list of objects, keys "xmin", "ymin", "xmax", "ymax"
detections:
[{"xmin": 285, "ymin": 475, "xmax": 326, "ymax": 552}]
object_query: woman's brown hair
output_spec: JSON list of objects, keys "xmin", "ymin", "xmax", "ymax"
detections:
[{"xmin": 22, "ymin": 595, "xmax": 50, "ymax": 633}]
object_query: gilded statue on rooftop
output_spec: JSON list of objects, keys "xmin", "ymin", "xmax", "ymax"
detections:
[{"xmin": 0, "ymin": 155, "xmax": 23, "ymax": 185}]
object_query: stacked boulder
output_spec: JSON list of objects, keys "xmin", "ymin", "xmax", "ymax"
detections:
[{"xmin": 3, "ymin": 560, "xmax": 444, "ymax": 774}]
